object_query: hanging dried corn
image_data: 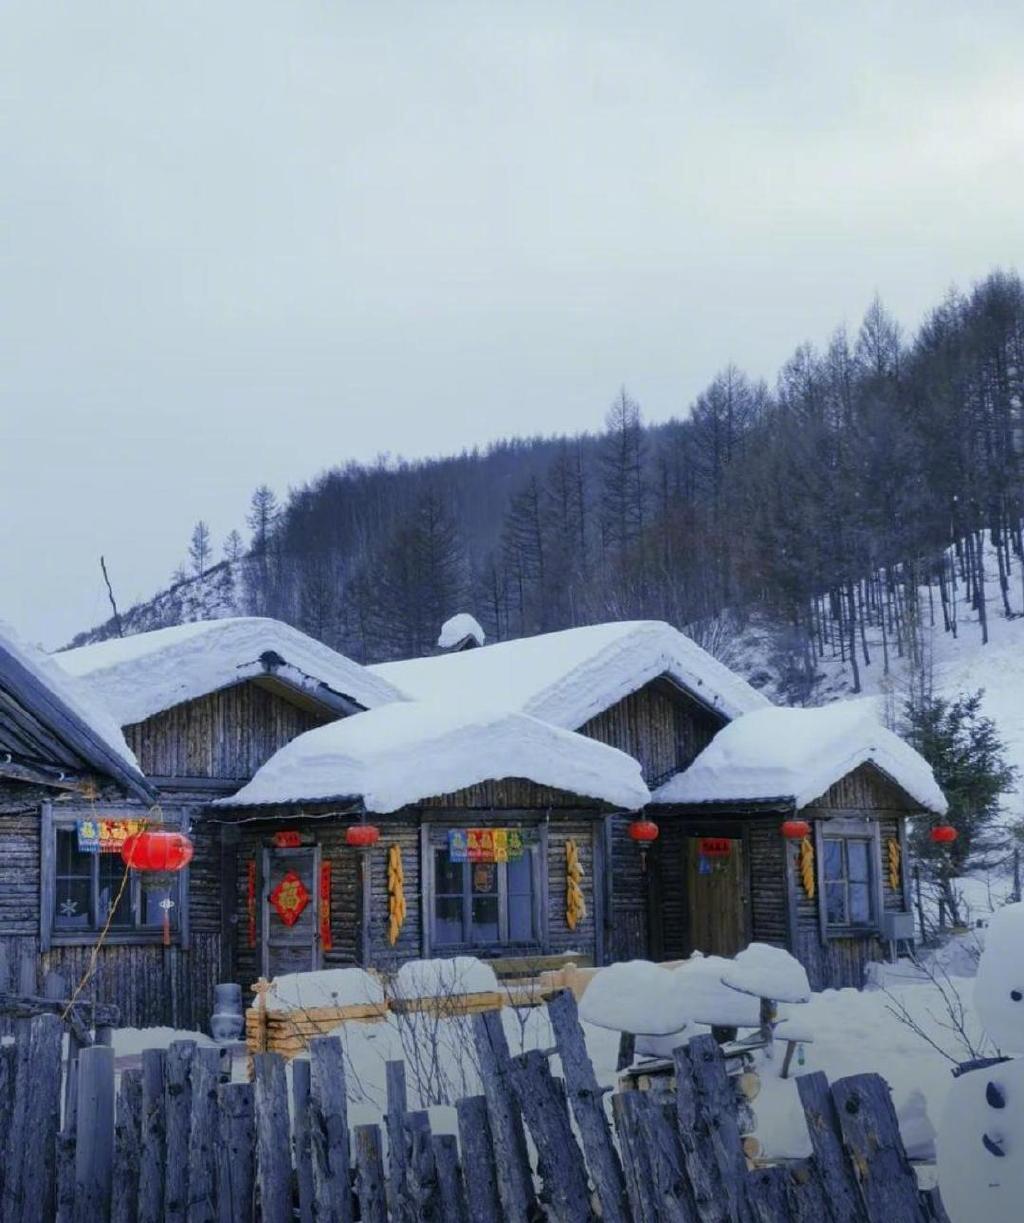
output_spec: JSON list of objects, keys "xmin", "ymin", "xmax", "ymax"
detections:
[
  {"xmin": 799, "ymin": 836, "xmax": 815, "ymax": 899},
  {"xmin": 388, "ymin": 844, "xmax": 406, "ymax": 945},
  {"xmin": 887, "ymin": 838, "xmax": 901, "ymax": 892},
  {"xmin": 565, "ymin": 838, "xmax": 586, "ymax": 930}
]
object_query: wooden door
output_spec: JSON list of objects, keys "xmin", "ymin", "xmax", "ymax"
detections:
[
  {"xmin": 262, "ymin": 846, "xmax": 321, "ymax": 978},
  {"xmin": 686, "ymin": 838, "xmax": 746, "ymax": 957}
]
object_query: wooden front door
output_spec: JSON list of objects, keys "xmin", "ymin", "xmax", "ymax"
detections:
[
  {"xmin": 262, "ymin": 846, "xmax": 321, "ymax": 978},
  {"xmin": 686, "ymin": 837, "xmax": 746, "ymax": 957}
]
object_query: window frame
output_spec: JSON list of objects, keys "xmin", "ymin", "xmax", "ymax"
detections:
[
  {"xmin": 40, "ymin": 803, "xmax": 191, "ymax": 950},
  {"xmin": 424, "ymin": 826, "xmax": 544, "ymax": 955},
  {"xmin": 814, "ymin": 816, "xmax": 883, "ymax": 941}
]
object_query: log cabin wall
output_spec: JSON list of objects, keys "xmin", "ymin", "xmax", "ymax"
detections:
[
  {"xmin": 792, "ymin": 763, "xmax": 916, "ymax": 990},
  {"xmin": 579, "ymin": 679, "xmax": 725, "ymax": 962},
  {"xmin": 123, "ymin": 681, "xmax": 330, "ymax": 780}
]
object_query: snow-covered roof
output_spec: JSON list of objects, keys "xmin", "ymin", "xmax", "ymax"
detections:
[
  {"xmin": 437, "ymin": 613, "xmax": 485, "ymax": 651},
  {"xmin": 652, "ymin": 699, "xmax": 947, "ymax": 815},
  {"xmin": 371, "ymin": 621, "xmax": 769, "ymax": 730},
  {"xmin": 55, "ymin": 618, "xmax": 406, "ymax": 727},
  {"xmin": 215, "ymin": 701, "xmax": 651, "ymax": 813},
  {"xmin": 0, "ymin": 619, "xmax": 152, "ymax": 799}
]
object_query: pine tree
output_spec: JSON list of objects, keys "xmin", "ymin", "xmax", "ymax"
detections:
[
  {"xmin": 247, "ymin": 485, "xmax": 280, "ymax": 554},
  {"xmin": 223, "ymin": 529, "xmax": 245, "ymax": 563},
  {"xmin": 188, "ymin": 521, "xmax": 212, "ymax": 577}
]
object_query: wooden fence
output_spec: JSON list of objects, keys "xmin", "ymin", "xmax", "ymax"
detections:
[{"xmin": 0, "ymin": 989, "xmax": 950, "ymax": 1222}]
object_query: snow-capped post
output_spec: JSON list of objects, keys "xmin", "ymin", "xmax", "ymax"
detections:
[{"xmin": 437, "ymin": 613, "xmax": 485, "ymax": 653}]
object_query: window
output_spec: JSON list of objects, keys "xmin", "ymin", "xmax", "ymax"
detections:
[
  {"xmin": 51, "ymin": 825, "xmax": 181, "ymax": 937},
  {"xmin": 431, "ymin": 842, "xmax": 537, "ymax": 948},
  {"xmin": 823, "ymin": 836, "xmax": 873, "ymax": 928}
]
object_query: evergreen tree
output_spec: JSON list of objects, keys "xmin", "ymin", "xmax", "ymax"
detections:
[
  {"xmin": 223, "ymin": 529, "xmax": 245, "ymax": 563},
  {"xmin": 188, "ymin": 521, "xmax": 212, "ymax": 577}
]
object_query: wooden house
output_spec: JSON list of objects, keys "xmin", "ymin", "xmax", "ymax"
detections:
[{"xmin": 8, "ymin": 618, "xmax": 403, "ymax": 1028}]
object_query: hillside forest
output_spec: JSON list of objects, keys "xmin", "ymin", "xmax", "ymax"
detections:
[{"xmin": 74, "ymin": 271, "xmax": 1024, "ymax": 706}]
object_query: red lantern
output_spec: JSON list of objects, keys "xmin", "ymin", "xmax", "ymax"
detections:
[
  {"xmin": 346, "ymin": 824, "xmax": 381, "ymax": 849},
  {"xmin": 120, "ymin": 830, "xmax": 194, "ymax": 872},
  {"xmin": 929, "ymin": 824, "xmax": 958, "ymax": 844},
  {"xmin": 628, "ymin": 819, "xmax": 659, "ymax": 844},
  {"xmin": 781, "ymin": 819, "xmax": 811, "ymax": 840}
]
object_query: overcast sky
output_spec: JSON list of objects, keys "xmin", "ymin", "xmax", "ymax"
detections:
[{"xmin": 2, "ymin": 2, "xmax": 1022, "ymax": 647}]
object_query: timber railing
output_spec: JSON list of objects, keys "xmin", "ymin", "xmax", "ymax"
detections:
[{"xmin": 0, "ymin": 990, "xmax": 949, "ymax": 1222}]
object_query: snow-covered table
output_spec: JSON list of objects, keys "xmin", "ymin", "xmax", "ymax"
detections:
[{"xmin": 718, "ymin": 944, "xmax": 812, "ymax": 1061}]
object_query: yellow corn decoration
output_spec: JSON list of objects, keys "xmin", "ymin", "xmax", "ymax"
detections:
[
  {"xmin": 388, "ymin": 844, "xmax": 406, "ymax": 945},
  {"xmin": 799, "ymin": 837, "xmax": 815, "ymax": 899},
  {"xmin": 887, "ymin": 838, "xmax": 901, "ymax": 892},
  {"xmin": 565, "ymin": 838, "xmax": 586, "ymax": 930}
]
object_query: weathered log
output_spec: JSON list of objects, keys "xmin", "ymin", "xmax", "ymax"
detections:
[
  {"xmin": 253, "ymin": 1053, "xmax": 293, "ymax": 1223},
  {"xmin": 795, "ymin": 1071, "xmax": 866, "ymax": 1222},
  {"xmin": 112, "ymin": 1068, "xmax": 143, "ymax": 1223},
  {"xmin": 509, "ymin": 1048, "xmax": 591, "ymax": 1223},
  {"xmin": 163, "ymin": 1039, "xmax": 196, "ymax": 1223},
  {"xmin": 546, "ymin": 989, "xmax": 629, "ymax": 1223},
  {"xmin": 353, "ymin": 1124, "xmax": 388, "ymax": 1223},
  {"xmin": 74, "ymin": 1043, "xmax": 116, "ymax": 1223},
  {"xmin": 634, "ymin": 1091, "xmax": 698, "ymax": 1222},
  {"xmin": 830, "ymin": 1074, "xmax": 928, "ymax": 1222},
  {"xmin": 402, "ymin": 1110, "xmax": 440, "ymax": 1223},
  {"xmin": 471, "ymin": 1010, "xmax": 537, "ymax": 1222},
  {"xmin": 19, "ymin": 1012, "xmax": 63, "ymax": 1223},
  {"xmin": 385, "ymin": 1060, "xmax": 408, "ymax": 1221},
  {"xmin": 291, "ymin": 1058, "xmax": 315, "ymax": 1223},
  {"xmin": 308, "ymin": 1036, "xmax": 354, "ymax": 1223},
  {"xmin": 682, "ymin": 1034, "xmax": 753, "ymax": 1222},
  {"xmin": 216, "ymin": 1082, "xmax": 255, "ymax": 1223},
  {"xmin": 432, "ymin": 1133, "xmax": 469, "ymax": 1223},
  {"xmin": 138, "ymin": 1048, "xmax": 167, "ymax": 1223},
  {"xmin": 612, "ymin": 1088, "xmax": 661, "ymax": 1223},
  {"xmin": 454, "ymin": 1095, "xmax": 502, "ymax": 1223},
  {"xmin": 186, "ymin": 1046, "xmax": 224, "ymax": 1223}
]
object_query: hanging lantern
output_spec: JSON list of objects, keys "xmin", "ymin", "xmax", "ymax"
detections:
[
  {"xmin": 929, "ymin": 824, "xmax": 958, "ymax": 844},
  {"xmin": 346, "ymin": 824, "xmax": 381, "ymax": 849},
  {"xmin": 781, "ymin": 819, "xmax": 812, "ymax": 840},
  {"xmin": 120, "ymin": 830, "xmax": 194, "ymax": 872},
  {"xmin": 628, "ymin": 819, "xmax": 659, "ymax": 844}
]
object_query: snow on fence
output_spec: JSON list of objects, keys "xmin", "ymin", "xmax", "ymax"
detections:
[{"xmin": 0, "ymin": 993, "xmax": 950, "ymax": 1222}]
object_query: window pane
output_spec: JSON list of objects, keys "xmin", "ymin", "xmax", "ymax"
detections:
[
  {"xmin": 823, "ymin": 840, "xmax": 844, "ymax": 882},
  {"xmin": 434, "ymin": 895, "xmax": 463, "ymax": 945},
  {"xmin": 98, "ymin": 856, "xmax": 133, "ymax": 927},
  {"xmin": 55, "ymin": 877, "xmax": 91, "ymax": 928},
  {"xmin": 57, "ymin": 829, "xmax": 91, "ymax": 876},
  {"xmin": 507, "ymin": 854, "xmax": 532, "ymax": 895},
  {"xmin": 849, "ymin": 882, "xmax": 872, "ymax": 924},
  {"xmin": 141, "ymin": 880, "xmax": 179, "ymax": 928},
  {"xmin": 825, "ymin": 881, "xmax": 847, "ymax": 925},
  {"xmin": 847, "ymin": 841, "xmax": 870, "ymax": 884},
  {"xmin": 471, "ymin": 864, "xmax": 497, "ymax": 897},
  {"xmin": 471, "ymin": 895, "xmax": 499, "ymax": 943},
  {"xmin": 435, "ymin": 850, "xmax": 463, "ymax": 896},
  {"xmin": 508, "ymin": 890, "xmax": 533, "ymax": 941}
]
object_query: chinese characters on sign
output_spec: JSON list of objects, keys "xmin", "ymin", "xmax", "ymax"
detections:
[
  {"xmin": 76, "ymin": 818, "xmax": 146, "ymax": 853},
  {"xmin": 447, "ymin": 828, "xmax": 527, "ymax": 863},
  {"xmin": 270, "ymin": 871, "xmax": 311, "ymax": 927}
]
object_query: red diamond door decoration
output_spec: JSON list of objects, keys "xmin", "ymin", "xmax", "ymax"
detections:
[{"xmin": 270, "ymin": 871, "xmax": 310, "ymax": 926}]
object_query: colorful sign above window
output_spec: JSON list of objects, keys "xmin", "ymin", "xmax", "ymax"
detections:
[
  {"xmin": 447, "ymin": 828, "xmax": 526, "ymax": 864},
  {"xmin": 77, "ymin": 818, "xmax": 147, "ymax": 854}
]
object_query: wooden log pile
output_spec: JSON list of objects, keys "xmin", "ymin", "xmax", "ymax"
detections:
[{"xmin": 0, "ymin": 993, "xmax": 952, "ymax": 1221}]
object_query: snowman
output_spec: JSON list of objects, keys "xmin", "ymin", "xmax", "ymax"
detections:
[{"xmin": 937, "ymin": 902, "xmax": 1024, "ymax": 1221}]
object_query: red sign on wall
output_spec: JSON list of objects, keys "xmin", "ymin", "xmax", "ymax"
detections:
[
  {"xmin": 273, "ymin": 829, "xmax": 302, "ymax": 848},
  {"xmin": 320, "ymin": 861, "xmax": 333, "ymax": 951},
  {"xmin": 699, "ymin": 837, "xmax": 732, "ymax": 858},
  {"xmin": 270, "ymin": 871, "xmax": 310, "ymax": 926}
]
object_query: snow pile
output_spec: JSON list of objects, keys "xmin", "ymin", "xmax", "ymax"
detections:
[
  {"xmin": 437, "ymin": 614, "xmax": 484, "ymax": 651},
  {"xmin": 580, "ymin": 961, "xmax": 686, "ymax": 1035},
  {"xmin": 393, "ymin": 957, "xmax": 498, "ymax": 999},
  {"xmin": 217, "ymin": 701, "xmax": 650, "ymax": 812},
  {"xmin": 264, "ymin": 968, "xmax": 384, "ymax": 1013},
  {"xmin": 721, "ymin": 943, "xmax": 812, "ymax": 1004},
  {"xmin": 372, "ymin": 620, "xmax": 770, "ymax": 730},
  {"xmin": 0, "ymin": 618, "xmax": 143, "ymax": 775},
  {"xmin": 654, "ymin": 698, "xmax": 947, "ymax": 814},
  {"xmin": 56, "ymin": 616, "xmax": 406, "ymax": 726},
  {"xmin": 674, "ymin": 954, "xmax": 763, "ymax": 1026}
]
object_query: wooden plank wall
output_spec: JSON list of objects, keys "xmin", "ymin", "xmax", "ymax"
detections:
[
  {"xmin": 798, "ymin": 763, "xmax": 916, "ymax": 990},
  {"xmin": 123, "ymin": 682, "xmax": 330, "ymax": 780},
  {"xmin": 580, "ymin": 680, "xmax": 725, "ymax": 963}
]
